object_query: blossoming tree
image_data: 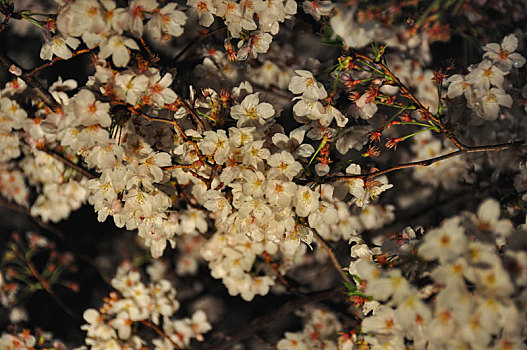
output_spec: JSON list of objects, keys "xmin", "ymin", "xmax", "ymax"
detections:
[{"xmin": 0, "ymin": 0, "xmax": 526, "ymax": 348}]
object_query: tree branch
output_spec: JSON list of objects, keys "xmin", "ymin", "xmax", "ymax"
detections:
[
  {"xmin": 331, "ymin": 140, "xmax": 524, "ymax": 182},
  {"xmin": 12, "ymin": 241, "xmax": 78, "ymax": 319},
  {"xmin": 37, "ymin": 145, "xmax": 96, "ymax": 180},
  {"xmin": 0, "ymin": 51, "xmax": 63, "ymax": 112},
  {"xmin": 200, "ymin": 286, "xmax": 346, "ymax": 350},
  {"xmin": 140, "ymin": 320, "xmax": 181, "ymax": 349},
  {"xmin": 27, "ymin": 48, "xmax": 94, "ymax": 78},
  {"xmin": 0, "ymin": 12, "xmax": 11, "ymax": 34},
  {"xmin": 313, "ymin": 230, "xmax": 353, "ymax": 285},
  {"xmin": 355, "ymin": 53, "xmax": 466, "ymax": 150}
]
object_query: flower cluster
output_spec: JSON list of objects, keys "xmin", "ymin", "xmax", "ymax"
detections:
[
  {"xmin": 447, "ymin": 34, "xmax": 525, "ymax": 121},
  {"xmin": 0, "ymin": 329, "xmax": 66, "ymax": 350},
  {"xmin": 0, "ymin": 0, "xmax": 526, "ymax": 347},
  {"xmin": 346, "ymin": 199, "xmax": 526, "ymax": 349},
  {"xmin": 41, "ymin": 0, "xmax": 298, "ymax": 63},
  {"xmin": 276, "ymin": 308, "xmax": 342, "ymax": 350},
  {"xmin": 46, "ymin": 0, "xmax": 187, "ymax": 65},
  {"xmin": 78, "ymin": 261, "xmax": 211, "ymax": 349},
  {"xmin": 0, "ymin": 96, "xmax": 26, "ymax": 162}
]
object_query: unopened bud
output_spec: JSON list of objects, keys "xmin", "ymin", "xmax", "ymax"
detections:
[{"xmin": 9, "ymin": 64, "xmax": 22, "ymax": 76}]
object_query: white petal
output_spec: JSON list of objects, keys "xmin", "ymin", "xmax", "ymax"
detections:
[
  {"xmin": 477, "ymin": 198, "xmax": 500, "ymax": 223},
  {"xmin": 502, "ymin": 34, "xmax": 518, "ymax": 52}
]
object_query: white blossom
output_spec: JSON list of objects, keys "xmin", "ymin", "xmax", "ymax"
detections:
[
  {"xmin": 230, "ymin": 93, "xmax": 275, "ymax": 127},
  {"xmin": 40, "ymin": 35, "xmax": 80, "ymax": 60},
  {"xmin": 289, "ymin": 70, "xmax": 327, "ymax": 100},
  {"xmin": 483, "ymin": 34, "xmax": 526, "ymax": 71},
  {"xmin": 98, "ymin": 35, "xmax": 139, "ymax": 67}
]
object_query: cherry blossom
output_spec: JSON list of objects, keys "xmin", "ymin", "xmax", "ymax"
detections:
[
  {"xmin": 40, "ymin": 35, "xmax": 80, "ymax": 60},
  {"xmin": 477, "ymin": 87, "xmax": 513, "ymax": 120},
  {"xmin": 483, "ymin": 33, "xmax": 526, "ymax": 71},
  {"xmin": 288, "ymin": 70, "xmax": 327, "ymax": 100},
  {"xmin": 187, "ymin": 0, "xmax": 215, "ymax": 27},
  {"xmin": 267, "ymin": 150, "xmax": 303, "ymax": 180},
  {"xmin": 147, "ymin": 71, "xmax": 178, "ymax": 107},
  {"xmin": 115, "ymin": 73, "xmax": 149, "ymax": 105},
  {"xmin": 98, "ymin": 35, "xmax": 140, "ymax": 67},
  {"xmin": 294, "ymin": 186, "xmax": 320, "ymax": 217},
  {"xmin": 466, "ymin": 59, "xmax": 508, "ymax": 90},
  {"xmin": 330, "ymin": 8, "xmax": 379, "ymax": 49},
  {"xmin": 129, "ymin": 0, "xmax": 158, "ymax": 36},
  {"xmin": 230, "ymin": 93, "xmax": 275, "ymax": 126},
  {"xmin": 303, "ymin": 0, "xmax": 332, "ymax": 21},
  {"xmin": 147, "ymin": 3, "xmax": 187, "ymax": 41},
  {"xmin": 1, "ymin": 1, "xmax": 526, "ymax": 348},
  {"xmin": 417, "ymin": 217, "xmax": 467, "ymax": 263}
]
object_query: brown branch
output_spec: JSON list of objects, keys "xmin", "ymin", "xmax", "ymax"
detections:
[
  {"xmin": 313, "ymin": 230, "xmax": 353, "ymax": 285},
  {"xmin": 0, "ymin": 12, "xmax": 11, "ymax": 34},
  {"xmin": 173, "ymin": 26, "xmax": 226, "ymax": 62},
  {"xmin": 138, "ymin": 112, "xmax": 198, "ymax": 149},
  {"xmin": 27, "ymin": 48, "xmax": 94, "ymax": 77},
  {"xmin": 178, "ymin": 192, "xmax": 202, "ymax": 210},
  {"xmin": 201, "ymin": 25, "xmax": 227, "ymax": 38},
  {"xmin": 332, "ymin": 140, "xmax": 524, "ymax": 182},
  {"xmin": 188, "ymin": 169, "xmax": 210, "ymax": 185},
  {"xmin": 138, "ymin": 37, "xmax": 159, "ymax": 66},
  {"xmin": 181, "ymin": 99, "xmax": 206, "ymax": 132},
  {"xmin": 174, "ymin": 39, "xmax": 197, "ymax": 63},
  {"xmin": 163, "ymin": 163, "xmax": 213, "ymax": 187},
  {"xmin": 0, "ymin": 52, "xmax": 63, "ymax": 112},
  {"xmin": 252, "ymin": 82, "xmax": 295, "ymax": 101},
  {"xmin": 209, "ymin": 163, "xmax": 218, "ymax": 185},
  {"xmin": 262, "ymin": 251, "xmax": 295, "ymax": 292},
  {"xmin": 37, "ymin": 146, "xmax": 96, "ymax": 179},
  {"xmin": 121, "ymin": 99, "xmax": 214, "ymax": 172},
  {"xmin": 162, "ymin": 164, "xmax": 197, "ymax": 170},
  {"xmin": 140, "ymin": 320, "xmax": 181, "ymax": 349},
  {"xmin": 171, "ymin": 182, "xmax": 209, "ymax": 212},
  {"xmin": 200, "ymin": 287, "xmax": 346, "ymax": 350},
  {"xmin": 136, "ymin": 111, "xmax": 215, "ymax": 186}
]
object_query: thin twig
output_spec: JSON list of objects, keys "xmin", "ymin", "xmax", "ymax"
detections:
[
  {"xmin": 138, "ymin": 37, "xmax": 159, "ymax": 66},
  {"xmin": 136, "ymin": 111, "xmax": 214, "ymax": 186},
  {"xmin": 27, "ymin": 48, "xmax": 94, "ymax": 77},
  {"xmin": 355, "ymin": 53, "xmax": 465, "ymax": 150},
  {"xmin": 138, "ymin": 112, "xmax": 198, "ymax": 148},
  {"xmin": 0, "ymin": 12, "xmax": 11, "ymax": 34},
  {"xmin": 173, "ymin": 39, "xmax": 196, "ymax": 63},
  {"xmin": 12, "ymin": 243, "xmax": 78, "ymax": 318},
  {"xmin": 37, "ymin": 146, "xmax": 96, "ymax": 179},
  {"xmin": 331, "ymin": 140, "xmax": 524, "ymax": 182},
  {"xmin": 173, "ymin": 26, "xmax": 226, "ymax": 62},
  {"xmin": 261, "ymin": 251, "xmax": 302, "ymax": 295},
  {"xmin": 252, "ymin": 82, "xmax": 294, "ymax": 101},
  {"xmin": 0, "ymin": 52, "xmax": 63, "ymax": 112},
  {"xmin": 0, "ymin": 196, "xmax": 113, "ymax": 286},
  {"xmin": 162, "ymin": 164, "xmax": 197, "ymax": 170},
  {"xmin": 313, "ymin": 230, "xmax": 353, "ymax": 285},
  {"xmin": 140, "ymin": 320, "xmax": 181, "ymax": 349},
  {"xmin": 181, "ymin": 99, "xmax": 206, "ymax": 132}
]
